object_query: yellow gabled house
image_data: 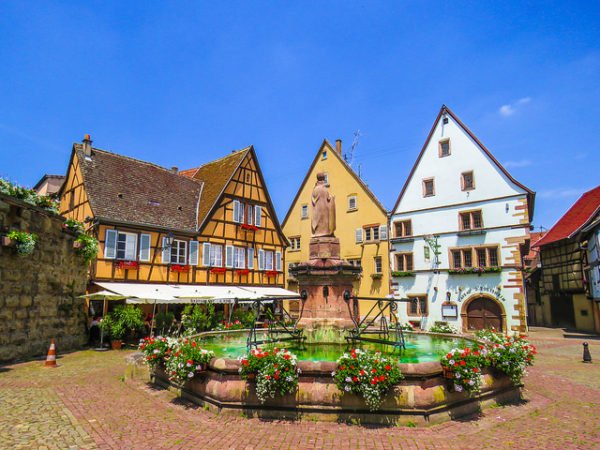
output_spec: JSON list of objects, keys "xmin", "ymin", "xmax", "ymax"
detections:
[{"xmin": 282, "ymin": 139, "xmax": 390, "ymax": 318}]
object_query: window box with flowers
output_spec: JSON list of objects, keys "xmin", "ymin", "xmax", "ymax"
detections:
[
  {"xmin": 370, "ymin": 273, "xmax": 383, "ymax": 280},
  {"xmin": 116, "ymin": 260, "xmax": 138, "ymax": 270},
  {"xmin": 210, "ymin": 267, "xmax": 227, "ymax": 274},
  {"xmin": 236, "ymin": 269, "xmax": 250, "ymax": 276},
  {"xmin": 171, "ymin": 264, "xmax": 190, "ymax": 273},
  {"xmin": 391, "ymin": 271, "xmax": 415, "ymax": 277},
  {"xmin": 448, "ymin": 266, "xmax": 501, "ymax": 275},
  {"xmin": 241, "ymin": 224, "xmax": 259, "ymax": 231},
  {"xmin": 265, "ymin": 270, "xmax": 279, "ymax": 277}
]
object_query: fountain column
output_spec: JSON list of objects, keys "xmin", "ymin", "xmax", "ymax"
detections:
[{"xmin": 290, "ymin": 173, "xmax": 361, "ymax": 331}]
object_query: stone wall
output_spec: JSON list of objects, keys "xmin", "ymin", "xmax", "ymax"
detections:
[{"xmin": 0, "ymin": 193, "xmax": 88, "ymax": 362}]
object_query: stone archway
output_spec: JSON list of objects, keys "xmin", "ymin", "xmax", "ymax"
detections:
[{"xmin": 461, "ymin": 294, "xmax": 506, "ymax": 333}]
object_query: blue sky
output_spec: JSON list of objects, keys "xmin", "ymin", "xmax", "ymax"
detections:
[{"xmin": 0, "ymin": 1, "xmax": 598, "ymax": 230}]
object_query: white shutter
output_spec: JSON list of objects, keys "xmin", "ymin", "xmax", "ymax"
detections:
[
  {"xmin": 125, "ymin": 234, "xmax": 137, "ymax": 260},
  {"xmin": 275, "ymin": 251, "xmax": 282, "ymax": 272},
  {"xmin": 225, "ymin": 245, "xmax": 234, "ymax": 268},
  {"xmin": 247, "ymin": 205, "xmax": 253, "ymax": 225},
  {"xmin": 247, "ymin": 247, "xmax": 254, "ymax": 269},
  {"xmin": 355, "ymin": 228, "xmax": 363, "ymax": 244},
  {"xmin": 233, "ymin": 200, "xmax": 241, "ymax": 223},
  {"xmin": 104, "ymin": 229, "xmax": 117, "ymax": 259},
  {"xmin": 202, "ymin": 243, "xmax": 211, "ymax": 266},
  {"xmin": 379, "ymin": 225, "xmax": 388, "ymax": 241},
  {"xmin": 189, "ymin": 241, "xmax": 199, "ymax": 266},
  {"xmin": 255, "ymin": 205, "xmax": 262, "ymax": 227},
  {"xmin": 258, "ymin": 249, "xmax": 265, "ymax": 270},
  {"xmin": 239, "ymin": 202, "xmax": 245, "ymax": 223},
  {"xmin": 162, "ymin": 237, "xmax": 170, "ymax": 264},
  {"xmin": 139, "ymin": 234, "xmax": 151, "ymax": 261}
]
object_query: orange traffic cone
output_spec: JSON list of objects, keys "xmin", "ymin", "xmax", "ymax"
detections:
[{"xmin": 44, "ymin": 339, "xmax": 58, "ymax": 368}]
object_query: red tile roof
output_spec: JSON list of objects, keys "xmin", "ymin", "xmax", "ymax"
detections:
[{"xmin": 533, "ymin": 185, "xmax": 600, "ymax": 248}]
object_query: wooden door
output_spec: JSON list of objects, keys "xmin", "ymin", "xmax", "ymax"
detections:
[
  {"xmin": 550, "ymin": 295, "xmax": 575, "ymax": 328},
  {"xmin": 466, "ymin": 297, "xmax": 503, "ymax": 331}
]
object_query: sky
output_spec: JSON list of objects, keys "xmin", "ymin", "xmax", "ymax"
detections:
[{"xmin": 0, "ymin": 1, "xmax": 599, "ymax": 230}]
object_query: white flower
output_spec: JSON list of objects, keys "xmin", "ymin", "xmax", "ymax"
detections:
[
  {"xmin": 196, "ymin": 365, "xmax": 203, "ymax": 371},
  {"xmin": 238, "ymin": 367, "xmax": 242, "ymax": 373},
  {"xmin": 455, "ymin": 372, "xmax": 461, "ymax": 379},
  {"xmin": 455, "ymin": 384, "xmax": 463, "ymax": 392},
  {"xmin": 153, "ymin": 349, "xmax": 160, "ymax": 354},
  {"xmin": 286, "ymin": 376, "xmax": 293, "ymax": 382},
  {"xmin": 468, "ymin": 379, "xmax": 475, "ymax": 386},
  {"xmin": 187, "ymin": 372, "xmax": 194, "ymax": 378},
  {"xmin": 345, "ymin": 377, "xmax": 352, "ymax": 383},
  {"xmin": 449, "ymin": 360, "xmax": 455, "ymax": 365},
  {"xmin": 297, "ymin": 368, "xmax": 302, "ymax": 374},
  {"xmin": 178, "ymin": 363, "xmax": 183, "ymax": 368},
  {"xmin": 186, "ymin": 362, "xmax": 192, "ymax": 367},
  {"xmin": 344, "ymin": 385, "xmax": 351, "ymax": 392},
  {"xmin": 331, "ymin": 371, "xmax": 336, "ymax": 377}
]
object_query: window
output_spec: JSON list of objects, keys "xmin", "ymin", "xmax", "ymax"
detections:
[
  {"xmin": 348, "ymin": 195, "xmax": 357, "ymax": 211},
  {"xmin": 461, "ymin": 171, "xmax": 475, "ymax": 191},
  {"xmin": 451, "ymin": 246, "xmax": 500, "ymax": 268},
  {"xmin": 348, "ymin": 258, "xmax": 361, "ymax": 268},
  {"xmin": 459, "ymin": 210, "xmax": 483, "ymax": 230},
  {"xmin": 258, "ymin": 249, "xmax": 265, "ymax": 270},
  {"xmin": 234, "ymin": 247, "xmax": 246, "ymax": 269},
  {"xmin": 439, "ymin": 139, "xmax": 451, "ymax": 157},
  {"xmin": 364, "ymin": 225, "xmax": 380, "ymax": 242},
  {"xmin": 104, "ymin": 230, "xmax": 138, "ymax": 260},
  {"xmin": 264, "ymin": 250, "xmax": 274, "ymax": 271},
  {"xmin": 374, "ymin": 256, "xmax": 382, "ymax": 274},
  {"xmin": 322, "ymin": 151, "xmax": 327, "ymax": 159},
  {"xmin": 423, "ymin": 178, "xmax": 435, "ymax": 197},
  {"xmin": 396, "ymin": 253, "xmax": 413, "ymax": 271},
  {"xmin": 323, "ymin": 173, "xmax": 329, "ymax": 185},
  {"xmin": 169, "ymin": 239, "xmax": 187, "ymax": 265},
  {"xmin": 275, "ymin": 251, "xmax": 282, "ymax": 271},
  {"xmin": 202, "ymin": 243, "xmax": 223, "ymax": 267},
  {"xmin": 139, "ymin": 234, "xmax": 151, "ymax": 262},
  {"xmin": 394, "ymin": 220, "xmax": 412, "ymax": 237},
  {"xmin": 289, "ymin": 236, "xmax": 301, "ymax": 251},
  {"xmin": 407, "ymin": 295, "xmax": 428, "ymax": 316},
  {"xmin": 301, "ymin": 204, "xmax": 308, "ymax": 219},
  {"xmin": 246, "ymin": 205, "xmax": 254, "ymax": 225},
  {"xmin": 424, "ymin": 246, "xmax": 430, "ymax": 261}
]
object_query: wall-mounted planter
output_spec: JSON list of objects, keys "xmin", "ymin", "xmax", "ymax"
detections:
[
  {"xmin": 72, "ymin": 241, "xmax": 83, "ymax": 249},
  {"xmin": 1, "ymin": 236, "xmax": 15, "ymax": 247},
  {"xmin": 391, "ymin": 271, "xmax": 415, "ymax": 278}
]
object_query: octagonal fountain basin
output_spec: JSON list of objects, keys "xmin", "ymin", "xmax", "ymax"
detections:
[{"xmin": 150, "ymin": 330, "xmax": 521, "ymax": 426}]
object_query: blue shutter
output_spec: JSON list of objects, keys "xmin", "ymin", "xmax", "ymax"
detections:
[
  {"xmin": 104, "ymin": 229, "xmax": 117, "ymax": 259},
  {"xmin": 189, "ymin": 241, "xmax": 199, "ymax": 266},
  {"xmin": 258, "ymin": 249, "xmax": 265, "ymax": 270}
]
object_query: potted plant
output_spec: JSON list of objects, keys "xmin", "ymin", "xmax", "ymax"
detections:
[
  {"xmin": 5, "ymin": 230, "xmax": 38, "ymax": 256},
  {"xmin": 101, "ymin": 305, "xmax": 145, "ymax": 349}
]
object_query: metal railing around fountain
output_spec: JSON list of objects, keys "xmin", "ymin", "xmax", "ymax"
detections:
[
  {"xmin": 246, "ymin": 292, "xmax": 308, "ymax": 349},
  {"xmin": 343, "ymin": 290, "xmax": 411, "ymax": 350}
]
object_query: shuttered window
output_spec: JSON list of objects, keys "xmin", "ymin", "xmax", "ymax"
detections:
[
  {"xmin": 255, "ymin": 206, "xmax": 262, "ymax": 227},
  {"xmin": 355, "ymin": 228, "xmax": 363, "ymax": 244},
  {"xmin": 275, "ymin": 251, "xmax": 282, "ymax": 271},
  {"xmin": 225, "ymin": 245, "xmax": 234, "ymax": 268},
  {"xmin": 117, "ymin": 232, "xmax": 137, "ymax": 260},
  {"xmin": 247, "ymin": 247, "xmax": 255, "ymax": 269},
  {"xmin": 202, "ymin": 243, "xmax": 211, "ymax": 266},
  {"xmin": 234, "ymin": 247, "xmax": 245, "ymax": 269},
  {"xmin": 189, "ymin": 241, "xmax": 199, "ymax": 266},
  {"xmin": 258, "ymin": 249, "xmax": 265, "ymax": 270},
  {"xmin": 161, "ymin": 237, "xmax": 170, "ymax": 263},
  {"xmin": 379, "ymin": 225, "xmax": 388, "ymax": 240}
]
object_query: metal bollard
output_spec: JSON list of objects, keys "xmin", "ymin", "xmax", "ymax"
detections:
[{"xmin": 583, "ymin": 342, "xmax": 592, "ymax": 363}]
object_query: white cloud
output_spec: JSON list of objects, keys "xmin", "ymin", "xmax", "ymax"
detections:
[
  {"xmin": 498, "ymin": 97, "xmax": 532, "ymax": 117},
  {"xmin": 538, "ymin": 188, "xmax": 584, "ymax": 199},
  {"xmin": 503, "ymin": 159, "xmax": 532, "ymax": 168}
]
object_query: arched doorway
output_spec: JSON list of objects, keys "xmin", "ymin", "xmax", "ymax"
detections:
[{"xmin": 462, "ymin": 296, "xmax": 504, "ymax": 332}]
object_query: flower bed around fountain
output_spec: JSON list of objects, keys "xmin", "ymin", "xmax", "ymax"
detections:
[{"xmin": 146, "ymin": 330, "xmax": 527, "ymax": 425}]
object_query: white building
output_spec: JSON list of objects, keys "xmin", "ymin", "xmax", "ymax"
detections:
[{"xmin": 389, "ymin": 106, "xmax": 534, "ymax": 333}]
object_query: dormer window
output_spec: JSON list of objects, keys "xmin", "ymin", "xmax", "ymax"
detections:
[{"xmin": 439, "ymin": 138, "xmax": 451, "ymax": 157}]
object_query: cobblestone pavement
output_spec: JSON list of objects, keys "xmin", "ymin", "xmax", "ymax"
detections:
[{"xmin": 1, "ymin": 328, "xmax": 599, "ymax": 449}]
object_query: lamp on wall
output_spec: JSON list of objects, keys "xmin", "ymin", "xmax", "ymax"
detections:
[{"xmin": 165, "ymin": 232, "xmax": 174, "ymax": 249}]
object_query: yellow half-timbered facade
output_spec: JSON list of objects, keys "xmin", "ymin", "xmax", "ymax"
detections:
[
  {"xmin": 59, "ymin": 136, "xmax": 287, "ymax": 289},
  {"xmin": 282, "ymin": 139, "xmax": 391, "ymax": 317}
]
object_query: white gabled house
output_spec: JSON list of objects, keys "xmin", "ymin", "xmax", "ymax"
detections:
[{"xmin": 390, "ymin": 105, "xmax": 535, "ymax": 333}]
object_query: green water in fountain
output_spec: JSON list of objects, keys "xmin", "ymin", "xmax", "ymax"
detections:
[{"xmin": 198, "ymin": 331, "xmax": 470, "ymax": 363}]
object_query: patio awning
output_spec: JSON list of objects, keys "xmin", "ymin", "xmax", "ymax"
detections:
[{"xmin": 92, "ymin": 282, "xmax": 300, "ymax": 305}]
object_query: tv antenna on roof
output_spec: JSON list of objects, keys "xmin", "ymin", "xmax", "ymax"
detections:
[{"xmin": 344, "ymin": 129, "xmax": 361, "ymax": 167}]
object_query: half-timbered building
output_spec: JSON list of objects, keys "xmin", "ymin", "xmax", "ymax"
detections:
[{"xmin": 59, "ymin": 135, "xmax": 287, "ymax": 313}]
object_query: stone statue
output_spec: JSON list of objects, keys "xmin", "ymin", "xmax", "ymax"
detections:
[{"xmin": 311, "ymin": 172, "xmax": 336, "ymax": 237}]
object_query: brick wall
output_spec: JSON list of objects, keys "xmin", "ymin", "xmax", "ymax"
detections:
[{"xmin": 0, "ymin": 194, "xmax": 88, "ymax": 362}]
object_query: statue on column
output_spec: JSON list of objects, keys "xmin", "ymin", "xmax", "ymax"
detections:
[{"xmin": 311, "ymin": 172, "xmax": 336, "ymax": 237}]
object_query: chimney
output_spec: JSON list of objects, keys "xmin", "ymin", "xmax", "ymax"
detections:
[
  {"xmin": 82, "ymin": 134, "xmax": 93, "ymax": 157},
  {"xmin": 171, "ymin": 166, "xmax": 178, "ymax": 174},
  {"xmin": 335, "ymin": 139, "xmax": 342, "ymax": 154}
]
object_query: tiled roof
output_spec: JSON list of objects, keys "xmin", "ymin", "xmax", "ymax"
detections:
[
  {"xmin": 533, "ymin": 185, "xmax": 600, "ymax": 248},
  {"xmin": 523, "ymin": 231, "xmax": 545, "ymax": 267},
  {"xmin": 181, "ymin": 147, "xmax": 250, "ymax": 227},
  {"xmin": 75, "ymin": 144, "xmax": 203, "ymax": 232}
]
